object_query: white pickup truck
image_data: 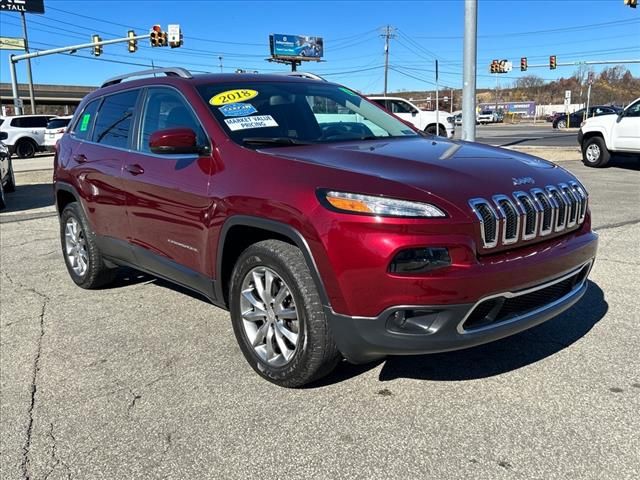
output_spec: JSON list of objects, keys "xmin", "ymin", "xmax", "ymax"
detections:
[
  {"xmin": 578, "ymin": 97, "xmax": 640, "ymax": 167},
  {"xmin": 368, "ymin": 96, "xmax": 454, "ymax": 138}
]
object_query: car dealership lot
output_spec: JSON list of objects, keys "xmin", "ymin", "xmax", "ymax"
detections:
[{"xmin": 1, "ymin": 159, "xmax": 639, "ymax": 479}]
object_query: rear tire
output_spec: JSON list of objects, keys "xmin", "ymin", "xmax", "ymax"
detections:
[
  {"xmin": 556, "ymin": 119, "xmax": 567, "ymax": 129},
  {"xmin": 229, "ymin": 240, "xmax": 340, "ymax": 387},
  {"xmin": 15, "ymin": 138, "xmax": 37, "ymax": 159},
  {"xmin": 60, "ymin": 202, "xmax": 117, "ymax": 288},
  {"xmin": 582, "ymin": 136, "xmax": 610, "ymax": 168}
]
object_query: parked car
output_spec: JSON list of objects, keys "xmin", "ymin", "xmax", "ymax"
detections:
[
  {"xmin": 0, "ymin": 133, "xmax": 16, "ymax": 210},
  {"xmin": 368, "ymin": 96, "xmax": 454, "ymax": 137},
  {"xmin": 477, "ymin": 110, "xmax": 497, "ymax": 125},
  {"xmin": 578, "ymin": 97, "xmax": 640, "ymax": 167},
  {"xmin": 44, "ymin": 115, "xmax": 74, "ymax": 152},
  {"xmin": 0, "ymin": 114, "xmax": 55, "ymax": 158},
  {"xmin": 553, "ymin": 105, "xmax": 622, "ymax": 129},
  {"xmin": 54, "ymin": 67, "xmax": 598, "ymax": 387}
]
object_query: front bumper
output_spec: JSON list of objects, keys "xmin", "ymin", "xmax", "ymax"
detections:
[
  {"xmin": 577, "ymin": 129, "xmax": 584, "ymax": 145},
  {"xmin": 327, "ymin": 259, "xmax": 594, "ymax": 364}
]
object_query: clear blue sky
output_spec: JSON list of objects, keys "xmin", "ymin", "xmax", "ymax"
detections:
[{"xmin": 1, "ymin": 0, "xmax": 638, "ymax": 93}]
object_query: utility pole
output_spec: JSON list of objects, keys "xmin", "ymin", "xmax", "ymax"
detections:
[
  {"xmin": 381, "ymin": 25, "xmax": 395, "ymax": 96},
  {"xmin": 450, "ymin": 88, "xmax": 454, "ymax": 113},
  {"xmin": 495, "ymin": 72, "xmax": 499, "ymax": 112},
  {"xmin": 462, "ymin": 0, "xmax": 478, "ymax": 141},
  {"xmin": 20, "ymin": 12, "xmax": 36, "ymax": 114}
]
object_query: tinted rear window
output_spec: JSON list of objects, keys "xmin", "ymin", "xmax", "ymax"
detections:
[
  {"xmin": 92, "ymin": 90, "xmax": 139, "ymax": 149},
  {"xmin": 47, "ymin": 118, "xmax": 71, "ymax": 129}
]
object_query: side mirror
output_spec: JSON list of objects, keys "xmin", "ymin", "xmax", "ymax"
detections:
[
  {"xmin": 149, "ymin": 128, "xmax": 207, "ymax": 155},
  {"xmin": 412, "ymin": 111, "xmax": 418, "ymax": 117}
]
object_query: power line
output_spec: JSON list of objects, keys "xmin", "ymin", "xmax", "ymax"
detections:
[{"xmin": 410, "ymin": 17, "xmax": 640, "ymax": 39}]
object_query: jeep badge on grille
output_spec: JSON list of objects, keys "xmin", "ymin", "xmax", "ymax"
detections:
[{"xmin": 512, "ymin": 176, "xmax": 535, "ymax": 186}]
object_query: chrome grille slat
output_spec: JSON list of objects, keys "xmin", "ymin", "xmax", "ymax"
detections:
[{"xmin": 469, "ymin": 182, "xmax": 588, "ymax": 250}]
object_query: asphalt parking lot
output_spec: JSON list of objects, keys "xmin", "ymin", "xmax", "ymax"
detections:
[
  {"xmin": 454, "ymin": 123, "xmax": 579, "ymax": 148},
  {"xmin": 1, "ymin": 155, "xmax": 639, "ymax": 479}
]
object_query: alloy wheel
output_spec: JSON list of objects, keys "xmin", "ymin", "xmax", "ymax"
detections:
[
  {"xmin": 240, "ymin": 266, "xmax": 300, "ymax": 367},
  {"xmin": 64, "ymin": 217, "xmax": 89, "ymax": 276}
]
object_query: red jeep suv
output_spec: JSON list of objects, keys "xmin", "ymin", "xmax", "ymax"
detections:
[{"xmin": 54, "ymin": 68, "xmax": 598, "ymax": 387}]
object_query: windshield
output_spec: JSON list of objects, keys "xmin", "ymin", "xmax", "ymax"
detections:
[{"xmin": 196, "ymin": 81, "xmax": 418, "ymax": 147}]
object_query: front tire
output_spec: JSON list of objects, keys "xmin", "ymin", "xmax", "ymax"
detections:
[
  {"xmin": 582, "ymin": 136, "xmax": 610, "ymax": 168},
  {"xmin": 229, "ymin": 240, "xmax": 340, "ymax": 387},
  {"xmin": 425, "ymin": 125, "xmax": 438, "ymax": 136},
  {"xmin": 60, "ymin": 202, "xmax": 117, "ymax": 288},
  {"xmin": 556, "ymin": 119, "xmax": 567, "ymax": 129}
]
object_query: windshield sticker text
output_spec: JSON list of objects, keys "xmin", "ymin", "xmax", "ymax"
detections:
[
  {"xmin": 218, "ymin": 103, "xmax": 258, "ymax": 117},
  {"xmin": 210, "ymin": 89, "xmax": 259, "ymax": 106},
  {"xmin": 224, "ymin": 115, "xmax": 279, "ymax": 131}
]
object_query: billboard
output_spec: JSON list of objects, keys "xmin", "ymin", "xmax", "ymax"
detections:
[
  {"xmin": 0, "ymin": 0, "xmax": 45, "ymax": 14},
  {"xmin": 479, "ymin": 101, "xmax": 536, "ymax": 117},
  {"xmin": 270, "ymin": 34, "xmax": 323, "ymax": 59}
]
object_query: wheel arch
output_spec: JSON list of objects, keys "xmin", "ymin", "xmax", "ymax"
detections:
[
  {"xmin": 581, "ymin": 129, "xmax": 609, "ymax": 148},
  {"xmin": 215, "ymin": 216, "xmax": 330, "ymax": 309}
]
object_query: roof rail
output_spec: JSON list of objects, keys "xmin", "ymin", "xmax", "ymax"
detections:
[
  {"xmin": 278, "ymin": 71, "xmax": 327, "ymax": 82},
  {"xmin": 101, "ymin": 67, "xmax": 193, "ymax": 88}
]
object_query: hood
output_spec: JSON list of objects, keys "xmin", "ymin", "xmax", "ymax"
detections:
[{"xmin": 262, "ymin": 137, "xmax": 572, "ymax": 201}]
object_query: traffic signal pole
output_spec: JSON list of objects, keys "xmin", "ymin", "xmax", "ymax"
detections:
[
  {"xmin": 9, "ymin": 33, "xmax": 151, "ymax": 115},
  {"xmin": 526, "ymin": 59, "xmax": 640, "ymax": 69},
  {"xmin": 20, "ymin": 12, "xmax": 36, "ymax": 114}
]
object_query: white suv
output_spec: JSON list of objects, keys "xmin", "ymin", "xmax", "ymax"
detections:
[
  {"xmin": 578, "ymin": 97, "xmax": 640, "ymax": 167},
  {"xmin": 368, "ymin": 96, "xmax": 454, "ymax": 138},
  {"xmin": 0, "ymin": 115, "xmax": 54, "ymax": 158},
  {"xmin": 0, "ymin": 138, "xmax": 16, "ymax": 209}
]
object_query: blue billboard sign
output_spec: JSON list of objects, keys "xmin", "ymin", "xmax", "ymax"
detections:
[{"xmin": 270, "ymin": 34, "xmax": 323, "ymax": 59}]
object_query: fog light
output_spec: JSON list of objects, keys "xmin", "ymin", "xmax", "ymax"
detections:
[
  {"xmin": 389, "ymin": 247, "xmax": 451, "ymax": 274},
  {"xmin": 387, "ymin": 309, "xmax": 440, "ymax": 334}
]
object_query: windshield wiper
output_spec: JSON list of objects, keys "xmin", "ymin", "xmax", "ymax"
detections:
[{"xmin": 242, "ymin": 137, "xmax": 315, "ymax": 146}]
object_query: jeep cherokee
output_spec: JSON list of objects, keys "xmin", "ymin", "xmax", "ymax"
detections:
[{"xmin": 54, "ymin": 68, "xmax": 598, "ymax": 387}]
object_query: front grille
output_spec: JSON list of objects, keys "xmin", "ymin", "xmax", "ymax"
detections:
[
  {"xmin": 469, "ymin": 181, "xmax": 587, "ymax": 250},
  {"xmin": 462, "ymin": 262, "xmax": 590, "ymax": 331}
]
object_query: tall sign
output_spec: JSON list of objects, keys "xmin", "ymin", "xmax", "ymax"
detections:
[{"xmin": 0, "ymin": 0, "xmax": 45, "ymax": 14}]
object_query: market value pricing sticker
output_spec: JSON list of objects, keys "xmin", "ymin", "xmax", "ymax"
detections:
[{"xmin": 224, "ymin": 115, "xmax": 279, "ymax": 131}]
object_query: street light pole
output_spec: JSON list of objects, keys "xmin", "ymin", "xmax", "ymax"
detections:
[{"xmin": 462, "ymin": 0, "xmax": 478, "ymax": 141}]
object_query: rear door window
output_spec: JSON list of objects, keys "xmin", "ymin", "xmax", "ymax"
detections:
[
  {"xmin": 47, "ymin": 118, "xmax": 71, "ymax": 130},
  {"xmin": 92, "ymin": 90, "xmax": 140, "ymax": 149},
  {"xmin": 72, "ymin": 99, "xmax": 100, "ymax": 141}
]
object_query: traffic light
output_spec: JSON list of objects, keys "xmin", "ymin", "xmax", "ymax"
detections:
[
  {"xmin": 520, "ymin": 57, "xmax": 527, "ymax": 72},
  {"xmin": 92, "ymin": 34, "xmax": 102, "ymax": 57},
  {"xmin": 490, "ymin": 59, "xmax": 498, "ymax": 73},
  {"xmin": 127, "ymin": 30, "xmax": 137, "ymax": 53},
  {"xmin": 158, "ymin": 31, "xmax": 168, "ymax": 47},
  {"xmin": 549, "ymin": 55, "xmax": 557, "ymax": 70},
  {"xmin": 150, "ymin": 25, "xmax": 162, "ymax": 47},
  {"xmin": 624, "ymin": 0, "xmax": 637, "ymax": 8}
]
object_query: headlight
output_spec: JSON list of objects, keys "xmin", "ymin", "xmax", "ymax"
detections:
[
  {"xmin": 320, "ymin": 190, "xmax": 446, "ymax": 217},
  {"xmin": 447, "ymin": 116, "xmax": 454, "ymax": 124}
]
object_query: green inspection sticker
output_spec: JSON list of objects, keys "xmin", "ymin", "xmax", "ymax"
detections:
[{"xmin": 79, "ymin": 113, "xmax": 91, "ymax": 132}]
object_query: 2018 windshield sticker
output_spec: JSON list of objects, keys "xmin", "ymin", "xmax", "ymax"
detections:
[
  {"xmin": 210, "ymin": 89, "xmax": 259, "ymax": 106},
  {"xmin": 218, "ymin": 103, "xmax": 258, "ymax": 117},
  {"xmin": 79, "ymin": 113, "xmax": 91, "ymax": 131},
  {"xmin": 224, "ymin": 115, "xmax": 278, "ymax": 131}
]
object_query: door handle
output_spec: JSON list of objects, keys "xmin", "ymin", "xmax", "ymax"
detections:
[
  {"xmin": 73, "ymin": 154, "xmax": 88, "ymax": 163},
  {"xmin": 125, "ymin": 163, "xmax": 144, "ymax": 175}
]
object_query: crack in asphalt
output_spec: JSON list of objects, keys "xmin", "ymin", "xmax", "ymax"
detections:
[
  {"xmin": 43, "ymin": 423, "xmax": 72, "ymax": 480},
  {"xmin": 127, "ymin": 390, "xmax": 142, "ymax": 417},
  {"xmin": 594, "ymin": 218, "xmax": 640, "ymax": 232},
  {"xmin": 3, "ymin": 272, "xmax": 52, "ymax": 480},
  {"xmin": 20, "ymin": 298, "xmax": 48, "ymax": 480}
]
